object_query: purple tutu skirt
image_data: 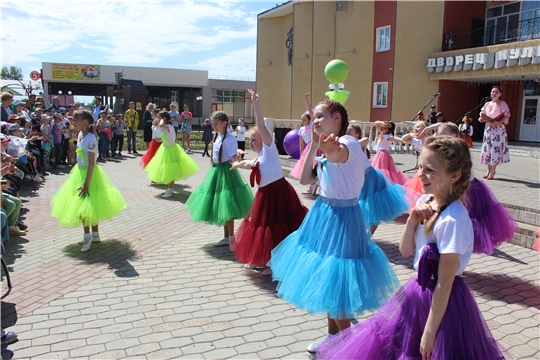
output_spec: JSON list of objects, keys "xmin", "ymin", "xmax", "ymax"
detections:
[
  {"xmin": 372, "ymin": 150, "xmax": 408, "ymax": 185},
  {"xmin": 466, "ymin": 178, "xmax": 518, "ymax": 255},
  {"xmin": 318, "ymin": 243, "xmax": 508, "ymax": 360},
  {"xmin": 290, "ymin": 143, "xmax": 323, "ymax": 179}
]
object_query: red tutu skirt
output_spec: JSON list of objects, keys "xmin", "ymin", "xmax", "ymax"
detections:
[
  {"xmin": 235, "ymin": 177, "xmax": 308, "ymax": 266},
  {"xmin": 140, "ymin": 139, "xmax": 162, "ymax": 169},
  {"xmin": 290, "ymin": 143, "xmax": 323, "ymax": 179},
  {"xmin": 372, "ymin": 150, "xmax": 408, "ymax": 185},
  {"xmin": 404, "ymin": 173, "xmax": 422, "ymax": 198},
  {"xmin": 461, "ymin": 134, "xmax": 473, "ymax": 148}
]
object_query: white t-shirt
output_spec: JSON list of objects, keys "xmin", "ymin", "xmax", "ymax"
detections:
[
  {"xmin": 152, "ymin": 124, "xmax": 164, "ymax": 142},
  {"xmin": 62, "ymin": 118, "xmax": 71, "ymax": 139},
  {"xmin": 227, "ymin": 124, "xmax": 234, "ymax": 135},
  {"xmin": 298, "ymin": 123, "xmax": 312, "ymax": 144},
  {"xmin": 251, "ymin": 142, "xmax": 283, "ymax": 187},
  {"xmin": 317, "ymin": 135, "xmax": 364, "ymax": 200},
  {"xmin": 413, "ymin": 194, "xmax": 473, "ymax": 276},
  {"xmin": 169, "ymin": 111, "xmax": 180, "ymax": 127},
  {"xmin": 236, "ymin": 125, "xmax": 246, "ymax": 141},
  {"xmin": 411, "ymin": 138, "xmax": 422, "ymax": 152},
  {"xmin": 77, "ymin": 132, "xmax": 98, "ymax": 166},
  {"xmin": 213, "ymin": 133, "xmax": 238, "ymax": 163},
  {"xmin": 375, "ymin": 133, "xmax": 392, "ymax": 152},
  {"xmin": 161, "ymin": 123, "xmax": 176, "ymax": 146}
]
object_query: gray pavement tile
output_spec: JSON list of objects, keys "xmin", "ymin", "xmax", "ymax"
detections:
[
  {"xmin": 33, "ymin": 351, "xmax": 71, "ymax": 360},
  {"xmin": 146, "ymin": 348, "xmax": 183, "ymax": 360},
  {"xmin": 89, "ymin": 349, "xmax": 127, "ymax": 360},
  {"xmin": 105, "ymin": 337, "xmax": 141, "ymax": 351},
  {"xmin": 124, "ymin": 343, "xmax": 161, "ymax": 357},
  {"xmin": 204, "ymin": 347, "xmax": 239, "ymax": 359},
  {"xmin": 180, "ymin": 342, "xmax": 216, "ymax": 355},
  {"xmin": 68, "ymin": 343, "xmax": 106, "ymax": 357}
]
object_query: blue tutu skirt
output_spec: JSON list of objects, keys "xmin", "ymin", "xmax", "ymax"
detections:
[
  {"xmin": 268, "ymin": 196, "xmax": 400, "ymax": 319},
  {"xmin": 359, "ymin": 166, "xmax": 415, "ymax": 227}
]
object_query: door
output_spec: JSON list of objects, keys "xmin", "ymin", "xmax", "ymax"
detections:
[{"xmin": 519, "ymin": 96, "xmax": 540, "ymax": 142}]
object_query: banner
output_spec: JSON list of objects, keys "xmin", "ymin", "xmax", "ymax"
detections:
[{"xmin": 51, "ymin": 63, "xmax": 101, "ymax": 81}]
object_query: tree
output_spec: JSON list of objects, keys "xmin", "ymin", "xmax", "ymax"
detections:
[{"xmin": 1, "ymin": 65, "xmax": 34, "ymax": 97}]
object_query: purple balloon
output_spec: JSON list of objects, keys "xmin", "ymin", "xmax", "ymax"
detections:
[{"xmin": 283, "ymin": 129, "xmax": 301, "ymax": 159}]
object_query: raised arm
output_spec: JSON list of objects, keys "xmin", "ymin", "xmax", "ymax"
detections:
[
  {"xmin": 248, "ymin": 89, "xmax": 272, "ymax": 147},
  {"xmin": 304, "ymin": 93, "xmax": 313, "ymax": 119}
]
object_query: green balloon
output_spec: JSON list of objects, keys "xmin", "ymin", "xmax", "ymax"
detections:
[{"xmin": 325, "ymin": 59, "xmax": 349, "ymax": 84}]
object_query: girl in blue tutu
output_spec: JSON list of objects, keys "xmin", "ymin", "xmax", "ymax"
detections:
[
  {"xmin": 185, "ymin": 111, "xmax": 253, "ymax": 249},
  {"xmin": 50, "ymin": 110, "xmax": 127, "ymax": 252},
  {"xmin": 318, "ymin": 136, "xmax": 508, "ymax": 360},
  {"xmin": 347, "ymin": 124, "xmax": 414, "ymax": 234},
  {"xmin": 144, "ymin": 111, "xmax": 199, "ymax": 198},
  {"xmin": 268, "ymin": 101, "xmax": 399, "ymax": 354}
]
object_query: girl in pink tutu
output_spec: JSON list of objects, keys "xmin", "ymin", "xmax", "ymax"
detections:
[
  {"xmin": 318, "ymin": 136, "xmax": 508, "ymax": 360},
  {"xmin": 231, "ymin": 90, "xmax": 308, "ymax": 275},
  {"xmin": 372, "ymin": 120, "xmax": 408, "ymax": 185}
]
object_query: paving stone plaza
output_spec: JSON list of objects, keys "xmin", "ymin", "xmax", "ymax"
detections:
[{"xmin": 2, "ymin": 144, "xmax": 539, "ymax": 359}]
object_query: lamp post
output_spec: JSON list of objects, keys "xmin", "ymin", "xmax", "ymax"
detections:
[
  {"xmin": 196, "ymin": 95, "xmax": 203, "ymax": 125},
  {"xmin": 57, "ymin": 90, "xmax": 73, "ymax": 107}
]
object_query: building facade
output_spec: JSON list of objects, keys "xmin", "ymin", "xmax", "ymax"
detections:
[{"xmin": 256, "ymin": 0, "xmax": 540, "ymax": 142}]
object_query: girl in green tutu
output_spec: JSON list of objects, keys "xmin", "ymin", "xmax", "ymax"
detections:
[
  {"xmin": 144, "ymin": 111, "xmax": 199, "ymax": 198},
  {"xmin": 50, "ymin": 110, "xmax": 127, "ymax": 252},
  {"xmin": 186, "ymin": 111, "xmax": 253, "ymax": 248}
]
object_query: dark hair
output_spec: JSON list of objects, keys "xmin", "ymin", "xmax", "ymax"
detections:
[
  {"xmin": 320, "ymin": 100, "xmax": 349, "ymax": 136},
  {"xmin": 349, "ymin": 124, "xmax": 362, "ymax": 139},
  {"xmin": 422, "ymin": 136, "xmax": 472, "ymax": 235},
  {"xmin": 365, "ymin": 148, "xmax": 371, "ymax": 159},
  {"xmin": 387, "ymin": 121, "xmax": 396, "ymax": 136},
  {"xmin": 302, "ymin": 113, "xmax": 311, "ymax": 121},
  {"xmin": 159, "ymin": 110, "xmax": 171, "ymax": 124},
  {"xmin": 492, "ymin": 85, "xmax": 502, "ymax": 93},
  {"xmin": 212, "ymin": 111, "xmax": 229, "ymax": 164},
  {"xmin": 73, "ymin": 110, "xmax": 95, "ymax": 134}
]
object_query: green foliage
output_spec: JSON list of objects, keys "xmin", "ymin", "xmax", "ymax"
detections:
[{"xmin": 1, "ymin": 66, "xmax": 23, "ymax": 81}]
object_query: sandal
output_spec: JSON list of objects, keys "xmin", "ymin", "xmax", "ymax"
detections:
[{"xmin": 486, "ymin": 172, "xmax": 495, "ymax": 180}]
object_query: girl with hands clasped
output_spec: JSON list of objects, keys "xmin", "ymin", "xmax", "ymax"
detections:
[
  {"xmin": 230, "ymin": 90, "xmax": 307, "ymax": 275},
  {"xmin": 372, "ymin": 120, "xmax": 408, "ymax": 184},
  {"xmin": 317, "ymin": 136, "xmax": 508, "ymax": 360},
  {"xmin": 186, "ymin": 111, "xmax": 253, "ymax": 249},
  {"xmin": 144, "ymin": 111, "xmax": 199, "ymax": 198},
  {"xmin": 50, "ymin": 110, "xmax": 127, "ymax": 252},
  {"xmin": 268, "ymin": 101, "xmax": 399, "ymax": 354}
]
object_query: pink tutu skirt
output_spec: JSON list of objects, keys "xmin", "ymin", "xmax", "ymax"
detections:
[
  {"xmin": 465, "ymin": 178, "xmax": 518, "ymax": 255},
  {"xmin": 372, "ymin": 150, "xmax": 408, "ymax": 185},
  {"xmin": 404, "ymin": 173, "xmax": 422, "ymax": 198},
  {"xmin": 533, "ymin": 229, "xmax": 540, "ymax": 254},
  {"xmin": 290, "ymin": 143, "xmax": 323, "ymax": 179}
]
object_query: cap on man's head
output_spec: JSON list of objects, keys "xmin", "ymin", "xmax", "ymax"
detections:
[
  {"xmin": 7, "ymin": 114, "xmax": 20, "ymax": 122},
  {"xmin": 35, "ymin": 107, "xmax": 43, "ymax": 112},
  {"xmin": 52, "ymin": 96, "xmax": 59, "ymax": 100},
  {"xmin": 238, "ymin": 118, "xmax": 244, "ymax": 123},
  {"xmin": 8, "ymin": 123, "xmax": 24, "ymax": 132},
  {"xmin": 41, "ymin": 114, "xmax": 49, "ymax": 120},
  {"xmin": 430, "ymin": 104, "xmax": 436, "ymax": 108},
  {"xmin": 99, "ymin": 110, "xmax": 106, "ymax": 115},
  {"xmin": 59, "ymin": 107, "xmax": 67, "ymax": 112},
  {"xmin": 95, "ymin": 96, "xmax": 102, "ymax": 101},
  {"xmin": 204, "ymin": 118, "xmax": 210, "ymax": 122},
  {"xmin": 53, "ymin": 113, "xmax": 63, "ymax": 119},
  {"xmin": 1, "ymin": 134, "xmax": 10, "ymax": 143},
  {"xmin": 12, "ymin": 99, "xmax": 25, "ymax": 106}
]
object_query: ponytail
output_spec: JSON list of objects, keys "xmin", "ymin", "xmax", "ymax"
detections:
[{"xmin": 74, "ymin": 110, "xmax": 95, "ymax": 135}]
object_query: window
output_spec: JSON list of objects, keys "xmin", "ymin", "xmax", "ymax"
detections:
[
  {"xmin": 376, "ymin": 26, "xmax": 391, "ymax": 52},
  {"xmin": 212, "ymin": 89, "xmax": 252, "ymax": 123},
  {"xmin": 171, "ymin": 90, "xmax": 178, "ymax": 104},
  {"xmin": 373, "ymin": 82, "xmax": 388, "ymax": 108}
]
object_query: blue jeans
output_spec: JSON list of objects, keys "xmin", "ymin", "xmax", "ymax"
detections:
[
  {"xmin": 99, "ymin": 131, "xmax": 110, "ymax": 157},
  {"xmin": 126, "ymin": 127, "xmax": 137, "ymax": 152}
]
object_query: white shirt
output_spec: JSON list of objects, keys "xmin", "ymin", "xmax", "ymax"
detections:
[
  {"xmin": 213, "ymin": 133, "xmax": 238, "ymax": 163},
  {"xmin": 459, "ymin": 123, "xmax": 473, "ymax": 136},
  {"xmin": 375, "ymin": 133, "xmax": 392, "ymax": 152},
  {"xmin": 411, "ymin": 138, "xmax": 422, "ymax": 152},
  {"xmin": 317, "ymin": 135, "xmax": 364, "ymax": 200},
  {"xmin": 62, "ymin": 118, "xmax": 71, "ymax": 139},
  {"xmin": 251, "ymin": 142, "xmax": 283, "ymax": 187},
  {"xmin": 413, "ymin": 194, "xmax": 473, "ymax": 276},
  {"xmin": 298, "ymin": 123, "xmax": 312, "ymax": 144},
  {"xmin": 152, "ymin": 124, "xmax": 164, "ymax": 142},
  {"xmin": 227, "ymin": 124, "xmax": 234, "ymax": 135},
  {"xmin": 77, "ymin": 132, "xmax": 98, "ymax": 166},
  {"xmin": 161, "ymin": 123, "xmax": 176, "ymax": 147},
  {"xmin": 236, "ymin": 125, "xmax": 246, "ymax": 141}
]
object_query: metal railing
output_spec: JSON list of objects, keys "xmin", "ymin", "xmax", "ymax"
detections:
[
  {"xmin": 208, "ymin": 75, "xmax": 256, "ymax": 82},
  {"xmin": 443, "ymin": 17, "xmax": 540, "ymax": 51}
]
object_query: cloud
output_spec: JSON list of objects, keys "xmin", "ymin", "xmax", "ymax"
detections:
[
  {"xmin": 1, "ymin": 1, "xmax": 263, "ymax": 69},
  {"xmin": 193, "ymin": 45, "xmax": 256, "ymax": 78}
]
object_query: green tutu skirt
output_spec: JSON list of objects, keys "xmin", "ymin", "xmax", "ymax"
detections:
[
  {"xmin": 186, "ymin": 162, "xmax": 253, "ymax": 226},
  {"xmin": 51, "ymin": 164, "xmax": 127, "ymax": 227},
  {"xmin": 144, "ymin": 143, "xmax": 199, "ymax": 184}
]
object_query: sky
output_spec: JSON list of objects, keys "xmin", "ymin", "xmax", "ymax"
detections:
[{"xmin": 1, "ymin": 0, "xmax": 281, "ymax": 100}]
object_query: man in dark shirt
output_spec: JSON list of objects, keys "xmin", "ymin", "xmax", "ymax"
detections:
[{"xmin": 427, "ymin": 104, "xmax": 438, "ymax": 124}]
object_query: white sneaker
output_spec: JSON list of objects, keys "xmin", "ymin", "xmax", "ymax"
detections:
[
  {"xmin": 307, "ymin": 334, "xmax": 334, "ymax": 354},
  {"xmin": 214, "ymin": 237, "xmax": 229, "ymax": 247},
  {"xmin": 302, "ymin": 184, "xmax": 314, "ymax": 194},
  {"xmin": 24, "ymin": 174, "xmax": 32, "ymax": 182},
  {"xmin": 80, "ymin": 237, "xmax": 93, "ymax": 252},
  {"xmin": 244, "ymin": 263, "xmax": 258, "ymax": 269},
  {"xmin": 92, "ymin": 235, "xmax": 101, "ymax": 243},
  {"xmin": 32, "ymin": 175, "xmax": 43, "ymax": 183},
  {"xmin": 162, "ymin": 188, "xmax": 173, "ymax": 198},
  {"xmin": 262, "ymin": 268, "xmax": 273, "ymax": 276}
]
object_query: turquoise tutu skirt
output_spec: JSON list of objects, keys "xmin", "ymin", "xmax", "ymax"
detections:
[
  {"xmin": 144, "ymin": 143, "xmax": 199, "ymax": 184},
  {"xmin": 359, "ymin": 166, "xmax": 416, "ymax": 227},
  {"xmin": 51, "ymin": 164, "xmax": 127, "ymax": 227},
  {"xmin": 186, "ymin": 162, "xmax": 253, "ymax": 226},
  {"xmin": 269, "ymin": 196, "xmax": 400, "ymax": 319}
]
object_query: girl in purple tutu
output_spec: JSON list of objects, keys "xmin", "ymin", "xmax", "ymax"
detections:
[
  {"xmin": 318, "ymin": 136, "xmax": 508, "ymax": 360},
  {"xmin": 372, "ymin": 120, "xmax": 408, "ymax": 185}
]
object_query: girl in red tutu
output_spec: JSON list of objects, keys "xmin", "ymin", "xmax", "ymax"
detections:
[
  {"xmin": 140, "ymin": 109, "xmax": 162, "ymax": 169},
  {"xmin": 372, "ymin": 120, "xmax": 408, "ymax": 185},
  {"xmin": 231, "ymin": 90, "xmax": 308, "ymax": 275}
]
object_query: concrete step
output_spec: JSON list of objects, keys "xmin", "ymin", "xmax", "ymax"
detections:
[{"xmin": 512, "ymin": 221, "xmax": 539, "ymax": 249}]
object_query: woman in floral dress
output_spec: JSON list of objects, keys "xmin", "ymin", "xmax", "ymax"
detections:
[{"xmin": 478, "ymin": 85, "xmax": 510, "ymax": 180}]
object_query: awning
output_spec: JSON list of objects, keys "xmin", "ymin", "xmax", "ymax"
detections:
[{"xmin": 121, "ymin": 79, "xmax": 149, "ymax": 95}]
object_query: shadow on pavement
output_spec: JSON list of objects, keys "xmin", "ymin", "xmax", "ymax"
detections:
[
  {"xmin": 149, "ymin": 184, "xmax": 192, "ymax": 203},
  {"xmin": 493, "ymin": 177, "xmax": 540, "ymax": 189},
  {"xmin": 2, "ymin": 237, "xmax": 29, "ymax": 271},
  {"xmin": 374, "ymin": 237, "xmax": 415, "ymax": 271},
  {"xmin": 491, "ymin": 248, "xmax": 528, "ymax": 265},
  {"xmin": 201, "ymin": 243, "xmax": 238, "ymax": 263},
  {"xmin": 62, "ymin": 239, "xmax": 140, "ymax": 278},
  {"xmin": 463, "ymin": 271, "xmax": 540, "ymax": 310}
]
